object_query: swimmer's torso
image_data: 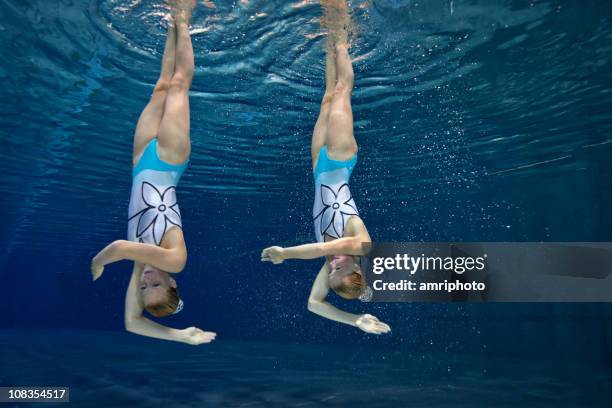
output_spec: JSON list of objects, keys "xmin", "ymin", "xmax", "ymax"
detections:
[
  {"xmin": 128, "ymin": 139, "xmax": 188, "ymax": 246},
  {"xmin": 312, "ymin": 145, "xmax": 360, "ymax": 243}
]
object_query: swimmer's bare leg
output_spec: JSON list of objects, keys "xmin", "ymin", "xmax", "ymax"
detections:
[
  {"xmin": 156, "ymin": 0, "xmax": 195, "ymax": 164},
  {"xmin": 324, "ymin": 0, "xmax": 356, "ymax": 160},
  {"xmin": 133, "ymin": 17, "xmax": 177, "ymax": 164},
  {"xmin": 311, "ymin": 42, "xmax": 337, "ymax": 167}
]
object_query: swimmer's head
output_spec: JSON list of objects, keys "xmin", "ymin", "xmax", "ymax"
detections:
[
  {"xmin": 139, "ymin": 265, "xmax": 181, "ymax": 317},
  {"xmin": 328, "ymin": 255, "xmax": 364, "ymax": 300}
]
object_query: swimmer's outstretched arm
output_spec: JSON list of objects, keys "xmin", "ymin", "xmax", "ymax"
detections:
[
  {"xmin": 91, "ymin": 238, "xmax": 186, "ymax": 280},
  {"xmin": 261, "ymin": 236, "xmax": 369, "ymax": 264},
  {"xmin": 307, "ymin": 263, "xmax": 391, "ymax": 334},
  {"xmin": 123, "ymin": 265, "xmax": 216, "ymax": 345}
]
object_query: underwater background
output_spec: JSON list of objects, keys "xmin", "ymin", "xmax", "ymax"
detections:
[{"xmin": 1, "ymin": 0, "xmax": 611, "ymax": 406}]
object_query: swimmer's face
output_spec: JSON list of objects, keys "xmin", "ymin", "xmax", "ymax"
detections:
[
  {"xmin": 329, "ymin": 255, "xmax": 360, "ymax": 277},
  {"xmin": 328, "ymin": 255, "xmax": 363, "ymax": 300},
  {"xmin": 139, "ymin": 265, "xmax": 176, "ymax": 307}
]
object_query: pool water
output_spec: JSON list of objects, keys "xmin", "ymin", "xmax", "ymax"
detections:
[
  {"xmin": 1, "ymin": 0, "xmax": 612, "ymax": 405},
  {"xmin": 1, "ymin": 328, "xmax": 611, "ymax": 407}
]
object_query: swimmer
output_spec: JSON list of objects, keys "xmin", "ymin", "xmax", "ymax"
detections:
[
  {"xmin": 91, "ymin": 0, "xmax": 215, "ymax": 345},
  {"xmin": 262, "ymin": 0, "xmax": 390, "ymax": 335}
]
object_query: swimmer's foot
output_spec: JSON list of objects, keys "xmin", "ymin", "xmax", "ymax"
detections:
[
  {"xmin": 321, "ymin": 0, "xmax": 347, "ymax": 9},
  {"xmin": 321, "ymin": 0, "xmax": 351, "ymax": 48},
  {"xmin": 177, "ymin": 0, "xmax": 196, "ymax": 14},
  {"xmin": 171, "ymin": 0, "xmax": 195, "ymax": 23}
]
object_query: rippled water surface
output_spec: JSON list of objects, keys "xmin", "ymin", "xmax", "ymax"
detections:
[
  {"xmin": 1, "ymin": 0, "xmax": 612, "ymax": 390},
  {"xmin": 2, "ymin": 0, "xmax": 611, "ymax": 249}
]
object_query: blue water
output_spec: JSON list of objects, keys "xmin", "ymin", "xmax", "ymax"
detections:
[
  {"xmin": 1, "ymin": 328, "xmax": 611, "ymax": 407},
  {"xmin": 1, "ymin": 0, "xmax": 612, "ymax": 406}
]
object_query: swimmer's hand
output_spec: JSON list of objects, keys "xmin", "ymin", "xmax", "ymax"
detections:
[
  {"xmin": 261, "ymin": 246, "xmax": 285, "ymax": 264},
  {"xmin": 180, "ymin": 326, "xmax": 217, "ymax": 345},
  {"xmin": 91, "ymin": 259, "xmax": 104, "ymax": 281},
  {"xmin": 91, "ymin": 240, "xmax": 122, "ymax": 281},
  {"xmin": 356, "ymin": 314, "xmax": 391, "ymax": 335}
]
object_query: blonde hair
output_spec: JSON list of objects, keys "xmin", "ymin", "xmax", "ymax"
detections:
[
  {"xmin": 145, "ymin": 286, "xmax": 180, "ymax": 317},
  {"xmin": 329, "ymin": 271, "xmax": 363, "ymax": 300}
]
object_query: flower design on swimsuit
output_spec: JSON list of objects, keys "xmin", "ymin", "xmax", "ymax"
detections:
[
  {"xmin": 313, "ymin": 183, "xmax": 359, "ymax": 239},
  {"xmin": 128, "ymin": 181, "xmax": 181, "ymax": 246}
]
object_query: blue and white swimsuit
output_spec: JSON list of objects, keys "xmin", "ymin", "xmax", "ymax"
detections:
[
  {"xmin": 312, "ymin": 145, "xmax": 360, "ymax": 243},
  {"xmin": 127, "ymin": 139, "xmax": 189, "ymax": 246}
]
